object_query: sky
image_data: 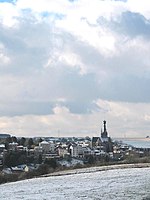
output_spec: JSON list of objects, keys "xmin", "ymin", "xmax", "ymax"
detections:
[{"xmin": 0, "ymin": 0, "xmax": 150, "ymax": 138}]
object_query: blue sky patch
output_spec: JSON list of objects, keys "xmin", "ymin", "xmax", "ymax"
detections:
[
  {"xmin": 0, "ymin": 0, "xmax": 16, "ymax": 3},
  {"xmin": 41, "ymin": 12, "xmax": 66, "ymax": 20}
]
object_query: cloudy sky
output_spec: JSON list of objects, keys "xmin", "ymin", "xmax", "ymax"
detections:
[{"xmin": 0, "ymin": 0, "xmax": 150, "ymax": 138}]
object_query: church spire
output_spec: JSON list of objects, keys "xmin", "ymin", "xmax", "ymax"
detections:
[
  {"xmin": 101, "ymin": 120, "xmax": 108, "ymax": 138},
  {"xmin": 103, "ymin": 120, "xmax": 107, "ymax": 132}
]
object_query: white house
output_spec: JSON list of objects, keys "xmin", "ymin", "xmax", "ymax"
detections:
[
  {"xmin": 69, "ymin": 145, "xmax": 83, "ymax": 157},
  {"xmin": 49, "ymin": 141, "xmax": 55, "ymax": 153},
  {"xmin": 39, "ymin": 141, "xmax": 50, "ymax": 153}
]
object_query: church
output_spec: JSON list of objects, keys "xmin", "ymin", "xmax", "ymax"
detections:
[{"xmin": 92, "ymin": 120, "xmax": 113, "ymax": 153}]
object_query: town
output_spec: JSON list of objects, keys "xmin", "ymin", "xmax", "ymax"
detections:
[{"xmin": 0, "ymin": 121, "xmax": 150, "ymax": 184}]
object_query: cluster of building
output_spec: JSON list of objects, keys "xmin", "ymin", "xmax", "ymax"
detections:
[
  {"xmin": 39, "ymin": 121, "xmax": 114, "ymax": 159},
  {"xmin": 0, "ymin": 121, "xmax": 149, "ymax": 172}
]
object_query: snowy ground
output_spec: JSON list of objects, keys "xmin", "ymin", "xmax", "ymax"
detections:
[{"xmin": 0, "ymin": 167, "xmax": 150, "ymax": 200}]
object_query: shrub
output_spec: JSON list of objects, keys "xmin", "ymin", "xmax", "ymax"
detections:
[
  {"xmin": 44, "ymin": 158, "xmax": 58, "ymax": 169},
  {"xmin": 0, "ymin": 174, "xmax": 18, "ymax": 184}
]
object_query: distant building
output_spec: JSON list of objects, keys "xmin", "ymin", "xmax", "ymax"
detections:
[
  {"xmin": 57, "ymin": 146, "xmax": 69, "ymax": 158},
  {"xmin": 49, "ymin": 142, "xmax": 55, "ymax": 153},
  {"xmin": 91, "ymin": 137, "xmax": 102, "ymax": 148},
  {"xmin": 69, "ymin": 144, "xmax": 83, "ymax": 157},
  {"xmin": 39, "ymin": 141, "xmax": 50, "ymax": 153},
  {"xmin": 39, "ymin": 141, "xmax": 55, "ymax": 154},
  {"xmin": 100, "ymin": 121, "xmax": 113, "ymax": 153},
  {"xmin": 101, "ymin": 120, "xmax": 109, "ymax": 142},
  {"xmin": 0, "ymin": 144, "xmax": 5, "ymax": 152},
  {"xmin": 92, "ymin": 121, "xmax": 113, "ymax": 153},
  {"xmin": 82, "ymin": 147, "xmax": 93, "ymax": 156},
  {"xmin": 9, "ymin": 142, "xmax": 18, "ymax": 151}
]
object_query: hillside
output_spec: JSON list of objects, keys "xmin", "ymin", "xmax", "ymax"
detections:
[{"xmin": 0, "ymin": 166, "xmax": 150, "ymax": 200}]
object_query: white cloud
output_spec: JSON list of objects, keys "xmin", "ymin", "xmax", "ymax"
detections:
[
  {"xmin": 0, "ymin": 53, "xmax": 10, "ymax": 64},
  {"xmin": 127, "ymin": 0, "xmax": 150, "ymax": 19},
  {"xmin": 0, "ymin": 0, "xmax": 150, "ymax": 138},
  {"xmin": 0, "ymin": 100, "xmax": 150, "ymax": 138},
  {"xmin": 56, "ymin": 18, "xmax": 117, "ymax": 57},
  {"xmin": 95, "ymin": 99, "xmax": 133, "ymax": 118},
  {"xmin": 0, "ymin": 2, "xmax": 19, "ymax": 26},
  {"xmin": 53, "ymin": 105, "xmax": 70, "ymax": 115}
]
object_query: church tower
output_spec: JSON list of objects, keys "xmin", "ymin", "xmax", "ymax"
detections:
[
  {"xmin": 101, "ymin": 120, "xmax": 108, "ymax": 138},
  {"xmin": 100, "ymin": 120, "xmax": 113, "ymax": 153}
]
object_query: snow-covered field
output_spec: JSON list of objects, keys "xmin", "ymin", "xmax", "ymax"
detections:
[{"xmin": 0, "ymin": 167, "xmax": 150, "ymax": 200}]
